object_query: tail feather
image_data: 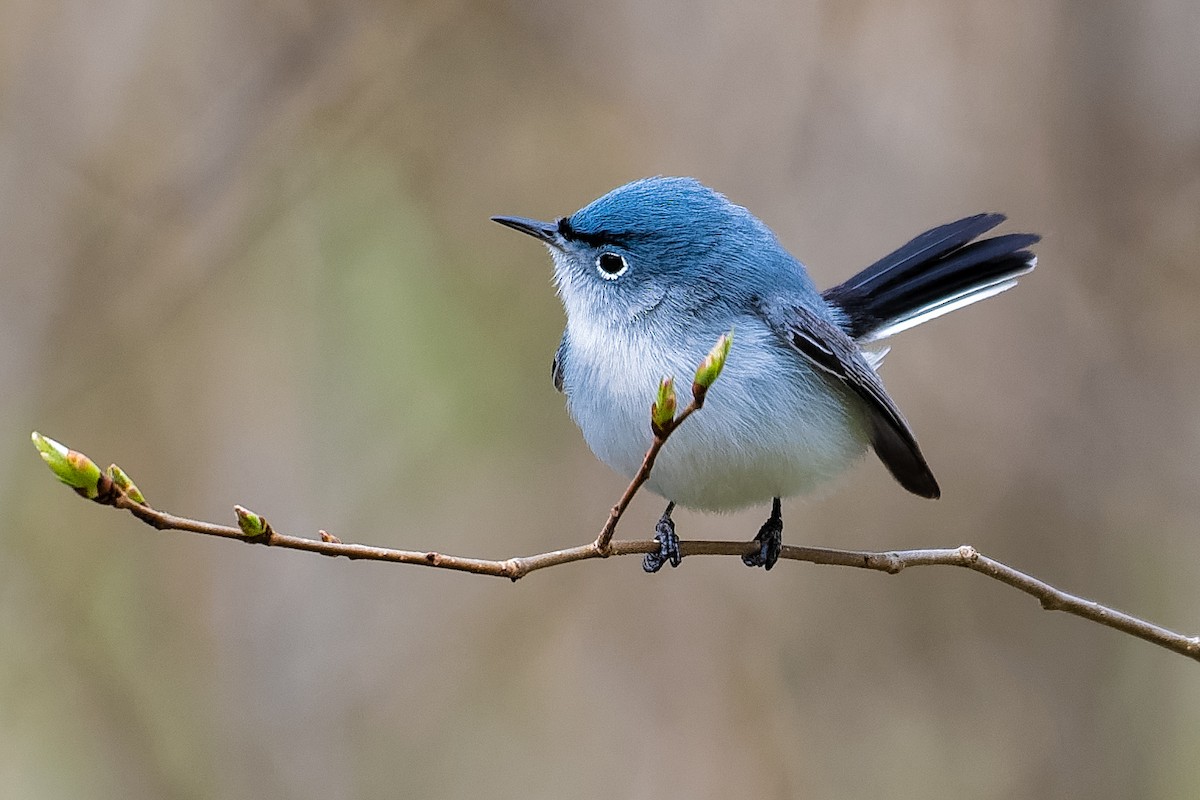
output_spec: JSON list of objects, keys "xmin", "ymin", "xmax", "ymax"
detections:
[{"xmin": 824, "ymin": 214, "xmax": 1039, "ymax": 342}]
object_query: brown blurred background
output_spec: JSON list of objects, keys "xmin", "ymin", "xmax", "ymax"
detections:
[{"xmin": 3, "ymin": 1, "xmax": 1199, "ymax": 797}]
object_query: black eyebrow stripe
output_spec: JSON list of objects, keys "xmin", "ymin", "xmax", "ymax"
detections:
[{"xmin": 556, "ymin": 217, "xmax": 640, "ymax": 248}]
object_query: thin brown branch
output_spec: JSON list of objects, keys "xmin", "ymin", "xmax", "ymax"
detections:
[
  {"xmin": 107, "ymin": 493, "xmax": 1200, "ymax": 661},
  {"xmin": 594, "ymin": 398, "xmax": 701, "ymax": 553},
  {"xmin": 34, "ymin": 328, "xmax": 1200, "ymax": 665}
]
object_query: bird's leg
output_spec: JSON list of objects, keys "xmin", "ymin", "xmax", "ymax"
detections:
[
  {"xmin": 643, "ymin": 501, "xmax": 681, "ymax": 573},
  {"xmin": 742, "ymin": 497, "xmax": 783, "ymax": 570}
]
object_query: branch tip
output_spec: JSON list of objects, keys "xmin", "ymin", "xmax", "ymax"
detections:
[
  {"xmin": 650, "ymin": 376, "xmax": 677, "ymax": 437},
  {"xmin": 32, "ymin": 432, "xmax": 105, "ymax": 499},
  {"xmin": 693, "ymin": 329, "xmax": 734, "ymax": 394}
]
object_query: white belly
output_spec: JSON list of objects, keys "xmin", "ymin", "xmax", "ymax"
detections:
[{"xmin": 561, "ymin": 315, "xmax": 870, "ymax": 511}]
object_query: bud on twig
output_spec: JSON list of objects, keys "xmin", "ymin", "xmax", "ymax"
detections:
[
  {"xmin": 234, "ymin": 505, "xmax": 269, "ymax": 537},
  {"xmin": 650, "ymin": 376, "xmax": 677, "ymax": 438},
  {"xmin": 107, "ymin": 464, "xmax": 146, "ymax": 505},
  {"xmin": 692, "ymin": 330, "xmax": 733, "ymax": 406},
  {"xmin": 31, "ymin": 432, "xmax": 105, "ymax": 499}
]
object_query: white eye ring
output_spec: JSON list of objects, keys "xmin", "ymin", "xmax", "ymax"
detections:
[{"xmin": 596, "ymin": 252, "xmax": 628, "ymax": 280}]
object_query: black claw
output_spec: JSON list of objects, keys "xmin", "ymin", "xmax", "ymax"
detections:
[
  {"xmin": 644, "ymin": 504, "xmax": 681, "ymax": 573},
  {"xmin": 743, "ymin": 498, "xmax": 783, "ymax": 570}
]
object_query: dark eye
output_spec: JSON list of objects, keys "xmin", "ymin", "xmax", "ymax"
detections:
[{"xmin": 596, "ymin": 252, "xmax": 628, "ymax": 279}]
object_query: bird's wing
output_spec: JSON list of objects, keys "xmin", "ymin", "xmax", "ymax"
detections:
[
  {"xmin": 551, "ymin": 330, "xmax": 567, "ymax": 393},
  {"xmin": 759, "ymin": 300, "xmax": 941, "ymax": 499}
]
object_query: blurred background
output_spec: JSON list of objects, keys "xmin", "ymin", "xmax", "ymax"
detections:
[{"xmin": 3, "ymin": 1, "xmax": 1199, "ymax": 797}]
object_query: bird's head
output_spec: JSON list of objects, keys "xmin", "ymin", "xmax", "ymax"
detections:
[{"xmin": 493, "ymin": 177, "xmax": 805, "ymax": 331}]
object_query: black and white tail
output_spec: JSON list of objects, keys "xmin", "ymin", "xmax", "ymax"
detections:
[{"xmin": 823, "ymin": 213, "xmax": 1039, "ymax": 343}]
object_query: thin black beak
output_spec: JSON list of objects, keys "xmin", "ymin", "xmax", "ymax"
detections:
[{"xmin": 491, "ymin": 215, "xmax": 560, "ymax": 245}]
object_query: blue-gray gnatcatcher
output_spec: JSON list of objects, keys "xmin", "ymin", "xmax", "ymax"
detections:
[{"xmin": 493, "ymin": 177, "xmax": 1038, "ymax": 572}]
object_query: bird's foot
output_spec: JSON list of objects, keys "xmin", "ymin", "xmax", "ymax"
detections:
[
  {"xmin": 643, "ymin": 505, "xmax": 681, "ymax": 573},
  {"xmin": 742, "ymin": 498, "xmax": 783, "ymax": 570}
]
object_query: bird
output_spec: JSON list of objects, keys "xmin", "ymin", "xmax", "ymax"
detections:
[{"xmin": 492, "ymin": 177, "xmax": 1038, "ymax": 573}]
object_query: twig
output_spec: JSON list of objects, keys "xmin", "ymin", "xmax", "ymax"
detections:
[
  {"xmin": 593, "ymin": 393, "xmax": 702, "ymax": 553},
  {"xmin": 30, "ymin": 326, "xmax": 1200, "ymax": 663},
  {"xmin": 101, "ymin": 494, "xmax": 1200, "ymax": 662}
]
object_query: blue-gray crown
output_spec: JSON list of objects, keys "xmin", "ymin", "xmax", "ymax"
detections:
[
  {"xmin": 566, "ymin": 177, "xmax": 812, "ymax": 289},
  {"xmin": 565, "ymin": 177, "xmax": 738, "ymax": 241}
]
